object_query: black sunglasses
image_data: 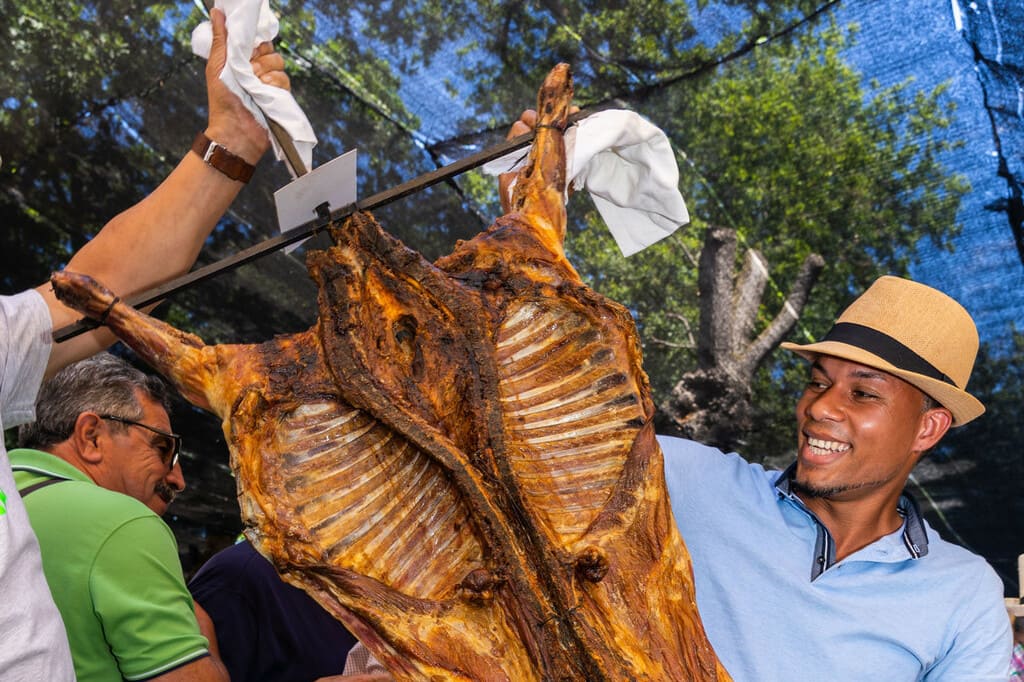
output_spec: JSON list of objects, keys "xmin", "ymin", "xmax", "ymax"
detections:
[{"xmin": 98, "ymin": 415, "xmax": 181, "ymax": 471}]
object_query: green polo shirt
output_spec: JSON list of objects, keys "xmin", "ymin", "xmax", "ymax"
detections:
[{"xmin": 10, "ymin": 448, "xmax": 209, "ymax": 681}]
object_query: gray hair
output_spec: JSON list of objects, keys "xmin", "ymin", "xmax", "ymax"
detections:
[{"xmin": 18, "ymin": 353, "xmax": 171, "ymax": 449}]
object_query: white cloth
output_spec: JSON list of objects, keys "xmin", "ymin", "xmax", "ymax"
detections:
[
  {"xmin": 0, "ymin": 290, "xmax": 75, "ymax": 681},
  {"xmin": 191, "ymin": 0, "xmax": 316, "ymax": 177},
  {"xmin": 483, "ymin": 109, "xmax": 689, "ymax": 256}
]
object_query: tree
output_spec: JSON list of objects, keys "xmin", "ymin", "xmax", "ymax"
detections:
[
  {"xmin": 1, "ymin": 0, "xmax": 975, "ymax": 570},
  {"xmin": 566, "ymin": 22, "xmax": 967, "ymax": 456},
  {"xmin": 1, "ymin": 0, "xmax": 190, "ymax": 291},
  {"xmin": 348, "ymin": 0, "xmax": 834, "ymax": 113},
  {"xmin": 661, "ymin": 226, "xmax": 824, "ymax": 449}
]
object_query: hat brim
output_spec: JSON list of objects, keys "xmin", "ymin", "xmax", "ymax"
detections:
[{"xmin": 780, "ymin": 340, "xmax": 985, "ymax": 427}]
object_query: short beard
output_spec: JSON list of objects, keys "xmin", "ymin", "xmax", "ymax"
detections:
[
  {"xmin": 791, "ymin": 473, "xmax": 893, "ymax": 500},
  {"xmin": 790, "ymin": 478, "xmax": 863, "ymax": 500}
]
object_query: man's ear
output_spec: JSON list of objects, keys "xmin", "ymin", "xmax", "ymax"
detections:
[
  {"xmin": 73, "ymin": 412, "xmax": 106, "ymax": 465},
  {"xmin": 913, "ymin": 406, "xmax": 953, "ymax": 457}
]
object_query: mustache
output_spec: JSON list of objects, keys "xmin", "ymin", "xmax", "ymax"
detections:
[{"xmin": 155, "ymin": 481, "xmax": 178, "ymax": 506}]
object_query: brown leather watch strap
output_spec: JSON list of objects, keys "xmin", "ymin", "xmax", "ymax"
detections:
[{"xmin": 191, "ymin": 132, "xmax": 256, "ymax": 183}]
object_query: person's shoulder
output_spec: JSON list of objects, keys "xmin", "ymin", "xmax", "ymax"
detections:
[
  {"xmin": 657, "ymin": 434, "xmax": 774, "ymax": 479},
  {"xmin": 27, "ymin": 476, "xmax": 150, "ymax": 515},
  {"xmin": 917, "ymin": 527, "xmax": 1012, "ymax": 677},
  {"xmin": 191, "ymin": 539, "xmax": 273, "ymax": 589},
  {"xmin": 923, "ymin": 528, "xmax": 1001, "ymax": 580},
  {"xmin": 656, "ymin": 434, "xmax": 717, "ymax": 456},
  {"xmin": 54, "ymin": 482, "xmax": 169, "ymax": 539},
  {"xmin": 657, "ymin": 434, "xmax": 730, "ymax": 465},
  {"xmin": 0, "ymin": 288, "xmax": 47, "ymax": 316},
  {"xmin": 0, "ymin": 289, "xmax": 50, "ymax": 345},
  {"xmin": 67, "ymin": 481, "xmax": 155, "ymax": 515},
  {"xmin": 0, "ymin": 289, "xmax": 51, "ymax": 426},
  {"xmin": 658, "ymin": 434, "xmax": 780, "ymax": 505},
  {"xmin": 917, "ymin": 526, "xmax": 1005, "ymax": 613}
]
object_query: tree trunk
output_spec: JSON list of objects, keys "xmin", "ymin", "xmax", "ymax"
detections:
[{"xmin": 658, "ymin": 226, "xmax": 824, "ymax": 451}]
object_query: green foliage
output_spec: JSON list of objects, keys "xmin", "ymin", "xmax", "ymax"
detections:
[
  {"xmin": 0, "ymin": 0, "xmax": 984, "ymax": 567},
  {"xmin": 568, "ymin": 22, "xmax": 967, "ymax": 455},
  {"xmin": 666, "ymin": 23, "xmax": 964, "ymax": 309},
  {"xmin": 1, "ymin": 0, "xmax": 188, "ymax": 291},
  {"xmin": 337, "ymin": 0, "xmax": 825, "ymax": 115},
  {"xmin": 567, "ymin": 202, "xmax": 703, "ymax": 396}
]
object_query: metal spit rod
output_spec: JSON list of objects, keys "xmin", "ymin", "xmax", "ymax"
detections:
[{"xmin": 52, "ymin": 110, "xmax": 590, "ymax": 343}]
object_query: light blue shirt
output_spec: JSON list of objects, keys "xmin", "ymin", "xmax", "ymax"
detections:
[{"xmin": 659, "ymin": 435, "xmax": 1011, "ymax": 681}]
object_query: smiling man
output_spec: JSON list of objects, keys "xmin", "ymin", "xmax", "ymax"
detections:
[
  {"xmin": 11, "ymin": 353, "xmax": 227, "ymax": 681},
  {"xmin": 660, "ymin": 275, "xmax": 1011, "ymax": 680}
]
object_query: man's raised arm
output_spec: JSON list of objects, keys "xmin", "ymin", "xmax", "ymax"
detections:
[{"xmin": 38, "ymin": 8, "xmax": 286, "ymax": 376}]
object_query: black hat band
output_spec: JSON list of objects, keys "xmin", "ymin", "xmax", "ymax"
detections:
[{"xmin": 821, "ymin": 322, "xmax": 957, "ymax": 387}]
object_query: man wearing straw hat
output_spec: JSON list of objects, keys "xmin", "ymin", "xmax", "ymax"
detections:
[{"xmin": 660, "ymin": 275, "xmax": 1012, "ymax": 680}]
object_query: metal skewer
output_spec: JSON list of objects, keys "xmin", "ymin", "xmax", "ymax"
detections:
[{"xmin": 52, "ymin": 109, "xmax": 589, "ymax": 343}]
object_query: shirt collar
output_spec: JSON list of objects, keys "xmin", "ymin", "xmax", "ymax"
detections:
[
  {"xmin": 774, "ymin": 463, "xmax": 930, "ymax": 580},
  {"xmin": 9, "ymin": 448, "xmax": 93, "ymax": 484}
]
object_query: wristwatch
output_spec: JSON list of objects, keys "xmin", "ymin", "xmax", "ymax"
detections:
[{"xmin": 191, "ymin": 133, "xmax": 256, "ymax": 183}]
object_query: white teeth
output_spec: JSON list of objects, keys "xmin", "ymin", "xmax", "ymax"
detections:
[{"xmin": 807, "ymin": 437, "xmax": 850, "ymax": 454}]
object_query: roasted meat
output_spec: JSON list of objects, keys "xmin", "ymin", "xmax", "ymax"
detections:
[{"xmin": 52, "ymin": 63, "xmax": 729, "ymax": 681}]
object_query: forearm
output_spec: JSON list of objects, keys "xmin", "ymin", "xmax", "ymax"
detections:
[
  {"xmin": 38, "ymin": 6, "xmax": 283, "ymax": 377},
  {"xmin": 38, "ymin": 149, "xmax": 248, "ymax": 374},
  {"xmin": 65, "ymin": 151, "xmax": 245, "ymax": 297}
]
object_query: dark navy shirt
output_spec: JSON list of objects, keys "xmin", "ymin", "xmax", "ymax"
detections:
[{"xmin": 189, "ymin": 539, "xmax": 357, "ymax": 682}]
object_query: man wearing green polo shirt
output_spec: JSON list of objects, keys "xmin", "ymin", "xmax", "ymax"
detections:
[{"xmin": 12, "ymin": 353, "xmax": 226, "ymax": 682}]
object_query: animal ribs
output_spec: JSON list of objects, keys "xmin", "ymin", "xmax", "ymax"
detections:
[{"xmin": 52, "ymin": 64, "xmax": 729, "ymax": 681}]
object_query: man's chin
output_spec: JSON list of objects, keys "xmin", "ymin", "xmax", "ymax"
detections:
[
  {"xmin": 149, "ymin": 496, "xmax": 174, "ymax": 516},
  {"xmin": 791, "ymin": 477, "xmax": 848, "ymax": 499}
]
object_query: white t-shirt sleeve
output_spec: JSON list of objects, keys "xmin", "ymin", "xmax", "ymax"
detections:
[
  {"xmin": 0, "ymin": 289, "xmax": 53, "ymax": 427},
  {"xmin": 0, "ymin": 288, "xmax": 74, "ymax": 680}
]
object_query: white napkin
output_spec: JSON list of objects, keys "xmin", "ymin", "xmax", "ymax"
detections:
[
  {"xmin": 483, "ymin": 110, "xmax": 689, "ymax": 256},
  {"xmin": 191, "ymin": 0, "xmax": 316, "ymax": 177}
]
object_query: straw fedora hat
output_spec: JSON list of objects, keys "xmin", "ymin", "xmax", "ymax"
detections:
[{"xmin": 781, "ymin": 276, "xmax": 985, "ymax": 426}]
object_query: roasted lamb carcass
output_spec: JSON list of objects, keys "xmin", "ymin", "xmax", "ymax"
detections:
[{"xmin": 52, "ymin": 63, "xmax": 729, "ymax": 681}]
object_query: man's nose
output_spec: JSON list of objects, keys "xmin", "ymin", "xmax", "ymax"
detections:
[
  {"xmin": 803, "ymin": 387, "xmax": 843, "ymax": 422},
  {"xmin": 166, "ymin": 461, "xmax": 186, "ymax": 492}
]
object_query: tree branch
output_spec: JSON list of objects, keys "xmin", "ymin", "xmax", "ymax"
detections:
[
  {"xmin": 730, "ymin": 248, "xmax": 770, "ymax": 350},
  {"xmin": 742, "ymin": 252, "xmax": 825, "ymax": 374}
]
